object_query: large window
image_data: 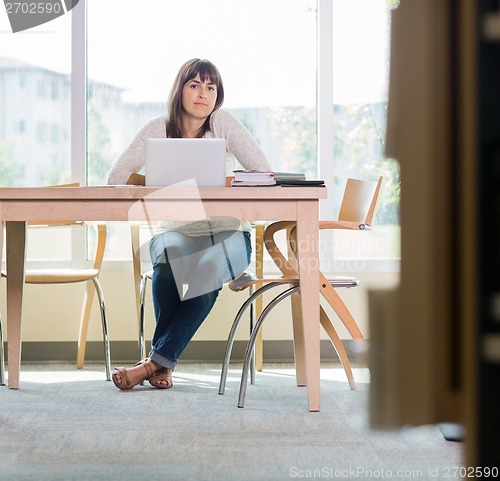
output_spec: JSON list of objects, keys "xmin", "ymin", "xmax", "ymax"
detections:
[
  {"xmin": 86, "ymin": 0, "xmax": 318, "ymax": 259},
  {"xmin": 0, "ymin": 0, "xmax": 399, "ymax": 267},
  {"xmin": 0, "ymin": 7, "xmax": 73, "ymax": 261},
  {"xmin": 328, "ymin": 0, "xmax": 400, "ymax": 264},
  {"xmin": 0, "ymin": 10, "xmax": 71, "ymax": 186},
  {"xmin": 87, "ymin": 0, "xmax": 317, "ymax": 184}
]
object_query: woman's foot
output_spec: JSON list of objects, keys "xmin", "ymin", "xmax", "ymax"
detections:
[
  {"xmin": 112, "ymin": 358, "xmax": 161, "ymax": 391},
  {"xmin": 148, "ymin": 368, "xmax": 173, "ymax": 389}
]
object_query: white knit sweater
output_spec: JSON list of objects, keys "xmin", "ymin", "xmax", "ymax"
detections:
[{"xmin": 107, "ymin": 109, "xmax": 272, "ymax": 236}]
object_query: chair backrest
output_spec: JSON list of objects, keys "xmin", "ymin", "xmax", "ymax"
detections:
[
  {"xmin": 337, "ymin": 176, "xmax": 383, "ymax": 227},
  {"xmin": 263, "ymin": 176, "xmax": 384, "ymax": 277}
]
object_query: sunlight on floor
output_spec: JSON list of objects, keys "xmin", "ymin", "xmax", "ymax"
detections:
[
  {"xmin": 4, "ymin": 364, "xmax": 106, "ymax": 384},
  {"xmin": 2, "ymin": 362, "xmax": 369, "ymax": 386}
]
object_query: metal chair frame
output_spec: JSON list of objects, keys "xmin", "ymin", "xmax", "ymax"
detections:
[{"xmin": 218, "ymin": 176, "xmax": 383, "ymax": 407}]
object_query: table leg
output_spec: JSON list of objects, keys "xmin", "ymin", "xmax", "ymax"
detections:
[
  {"xmin": 290, "ymin": 292, "xmax": 306, "ymax": 386},
  {"xmin": 286, "ymin": 227, "xmax": 307, "ymax": 386},
  {"xmin": 6, "ymin": 221, "xmax": 26, "ymax": 389},
  {"xmin": 296, "ymin": 201, "xmax": 320, "ymax": 412}
]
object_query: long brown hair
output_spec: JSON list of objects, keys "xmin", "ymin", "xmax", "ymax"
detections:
[{"xmin": 165, "ymin": 58, "xmax": 225, "ymax": 138}]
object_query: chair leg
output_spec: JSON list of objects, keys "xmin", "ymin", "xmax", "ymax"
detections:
[
  {"xmin": 139, "ymin": 274, "xmax": 148, "ymax": 361},
  {"xmin": 249, "ymin": 285, "xmax": 256, "ymax": 385},
  {"xmin": 76, "ymin": 279, "xmax": 95, "ymax": 369},
  {"xmin": 319, "ymin": 307, "xmax": 356, "ymax": 390},
  {"xmin": 0, "ymin": 312, "xmax": 5, "ymax": 386},
  {"xmin": 238, "ymin": 285, "xmax": 300, "ymax": 408},
  {"xmin": 237, "ymin": 285, "xmax": 358, "ymax": 406},
  {"xmin": 91, "ymin": 278, "xmax": 111, "ymax": 381},
  {"xmin": 321, "ymin": 282, "xmax": 365, "ymax": 342},
  {"xmin": 218, "ymin": 282, "xmax": 282, "ymax": 395},
  {"xmin": 255, "ymin": 327, "xmax": 263, "ymax": 372}
]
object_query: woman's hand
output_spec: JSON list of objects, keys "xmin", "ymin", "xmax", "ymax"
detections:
[{"xmin": 126, "ymin": 173, "xmax": 145, "ymax": 185}]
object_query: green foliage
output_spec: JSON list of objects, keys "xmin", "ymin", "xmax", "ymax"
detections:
[
  {"xmin": 332, "ymin": 102, "xmax": 400, "ymax": 224},
  {"xmin": 87, "ymin": 102, "xmax": 114, "ymax": 185},
  {"xmin": 0, "ymin": 141, "xmax": 23, "ymax": 186},
  {"xmin": 269, "ymin": 106, "xmax": 317, "ymax": 177},
  {"xmin": 42, "ymin": 154, "xmax": 70, "ymax": 186},
  {"xmin": 234, "ymin": 103, "xmax": 400, "ymax": 226}
]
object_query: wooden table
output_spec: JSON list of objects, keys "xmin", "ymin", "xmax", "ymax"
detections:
[{"xmin": 0, "ymin": 186, "xmax": 326, "ymax": 411}]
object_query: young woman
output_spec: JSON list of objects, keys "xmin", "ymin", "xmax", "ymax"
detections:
[{"xmin": 108, "ymin": 58, "xmax": 271, "ymax": 390}]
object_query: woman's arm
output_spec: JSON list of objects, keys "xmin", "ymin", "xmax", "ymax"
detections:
[
  {"xmin": 210, "ymin": 109, "xmax": 272, "ymax": 171},
  {"xmin": 107, "ymin": 116, "xmax": 166, "ymax": 185}
]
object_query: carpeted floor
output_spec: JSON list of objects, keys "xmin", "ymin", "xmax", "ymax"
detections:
[{"xmin": 0, "ymin": 363, "xmax": 463, "ymax": 481}]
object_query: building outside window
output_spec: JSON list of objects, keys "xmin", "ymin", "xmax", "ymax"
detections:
[{"xmin": 0, "ymin": 11, "xmax": 72, "ymax": 260}]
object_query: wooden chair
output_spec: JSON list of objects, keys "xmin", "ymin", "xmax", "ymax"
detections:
[
  {"xmin": 0, "ymin": 184, "xmax": 111, "ymax": 383},
  {"xmin": 218, "ymin": 176, "xmax": 383, "ymax": 407}
]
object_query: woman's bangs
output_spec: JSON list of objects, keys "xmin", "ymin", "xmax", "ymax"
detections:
[{"xmin": 186, "ymin": 61, "xmax": 219, "ymax": 86}]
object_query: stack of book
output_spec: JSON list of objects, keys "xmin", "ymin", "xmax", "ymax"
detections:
[
  {"xmin": 274, "ymin": 171, "xmax": 325, "ymax": 187},
  {"xmin": 232, "ymin": 170, "xmax": 277, "ymax": 187},
  {"xmin": 278, "ymin": 179, "xmax": 325, "ymax": 187},
  {"xmin": 231, "ymin": 170, "xmax": 325, "ymax": 187},
  {"xmin": 273, "ymin": 171, "xmax": 306, "ymax": 184}
]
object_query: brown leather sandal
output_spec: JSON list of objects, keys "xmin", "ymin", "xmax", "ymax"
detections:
[
  {"xmin": 112, "ymin": 358, "xmax": 155, "ymax": 391},
  {"xmin": 148, "ymin": 368, "xmax": 173, "ymax": 389}
]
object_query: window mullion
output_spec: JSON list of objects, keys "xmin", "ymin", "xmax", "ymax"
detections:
[
  {"xmin": 71, "ymin": 0, "xmax": 87, "ymax": 266},
  {"xmin": 71, "ymin": 0, "xmax": 87, "ymax": 186},
  {"xmin": 317, "ymin": 0, "xmax": 334, "ymax": 221}
]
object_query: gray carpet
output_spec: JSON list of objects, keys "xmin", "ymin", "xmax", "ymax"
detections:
[{"xmin": 0, "ymin": 363, "xmax": 463, "ymax": 481}]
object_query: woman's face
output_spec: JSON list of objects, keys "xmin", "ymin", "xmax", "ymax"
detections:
[{"xmin": 181, "ymin": 73, "xmax": 218, "ymax": 120}]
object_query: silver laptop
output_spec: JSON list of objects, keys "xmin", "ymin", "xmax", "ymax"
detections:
[{"xmin": 145, "ymin": 138, "xmax": 227, "ymax": 187}]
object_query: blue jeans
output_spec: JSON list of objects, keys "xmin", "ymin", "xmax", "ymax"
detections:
[{"xmin": 148, "ymin": 229, "xmax": 251, "ymax": 370}]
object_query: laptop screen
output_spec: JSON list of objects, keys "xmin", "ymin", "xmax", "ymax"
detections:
[{"xmin": 145, "ymin": 138, "xmax": 227, "ymax": 187}]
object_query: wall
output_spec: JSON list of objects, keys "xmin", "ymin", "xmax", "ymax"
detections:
[{"xmin": 0, "ymin": 268, "xmax": 399, "ymax": 362}]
